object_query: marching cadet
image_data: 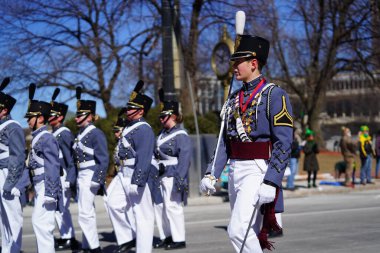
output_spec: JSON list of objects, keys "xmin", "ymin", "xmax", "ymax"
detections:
[
  {"xmin": 73, "ymin": 87, "xmax": 109, "ymax": 253},
  {"xmin": 48, "ymin": 88, "xmax": 79, "ymax": 251},
  {"xmin": 120, "ymin": 80, "xmax": 158, "ymax": 253},
  {"xmin": 200, "ymin": 34, "xmax": 293, "ymax": 253},
  {"xmin": 25, "ymin": 83, "xmax": 62, "ymax": 253},
  {"xmin": 0, "ymin": 77, "xmax": 28, "ymax": 253},
  {"xmin": 153, "ymin": 88, "xmax": 192, "ymax": 250},
  {"xmin": 104, "ymin": 114, "xmax": 137, "ymax": 253}
]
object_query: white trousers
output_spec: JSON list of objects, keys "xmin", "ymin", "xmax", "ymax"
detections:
[
  {"xmin": 77, "ymin": 169, "xmax": 100, "ymax": 249},
  {"xmin": 0, "ymin": 169, "xmax": 23, "ymax": 253},
  {"xmin": 104, "ymin": 172, "xmax": 136, "ymax": 245},
  {"xmin": 161, "ymin": 176, "xmax": 185, "ymax": 242},
  {"xmin": 228, "ymin": 159, "xmax": 266, "ymax": 253},
  {"xmin": 154, "ymin": 202, "xmax": 170, "ymax": 240},
  {"xmin": 55, "ymin": 176, "xmax": 75, "ymax": 239},
  {"xmin": 124, "ymin": 167, "xmax": 155, "ymax": 253},
  {"xmin": 32, "ymin": 180, "xmax": 56, "ymax": 253}
]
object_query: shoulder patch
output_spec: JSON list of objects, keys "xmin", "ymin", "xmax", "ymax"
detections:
[{"xmin": 273, "ymin": 96, "xmax": 293, "ymax": 127}]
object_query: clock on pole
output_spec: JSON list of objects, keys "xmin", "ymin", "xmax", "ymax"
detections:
[{"xmin": 211, "ymin": 26, "xmax": 234, "ymax": 100}]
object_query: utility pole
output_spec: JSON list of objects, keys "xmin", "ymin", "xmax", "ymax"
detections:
[{"xmin": 162, "ymin": 0, "xmax": 176, "ymax": 101}]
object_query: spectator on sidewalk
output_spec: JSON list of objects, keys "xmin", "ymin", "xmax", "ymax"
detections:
[
  {"xmin": 375, "ymin": 130, "xmax": 380, "ymax": 179},
  {"xmin": 340, "ymin": 126, "xmax": 357, "ymax": 187},
  {"xmin": 303, "ymin": 129, "xmax": 319, "ymax": 188},
  {"xmin": 358, "ymin": 125, "xmax": 375, "ymax": 185},
  {"xmin": 286, "ymin": 128, "xmax": 301, "ymax": 191}
]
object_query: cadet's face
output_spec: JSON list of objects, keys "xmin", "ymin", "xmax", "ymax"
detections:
[
  {"xmin": 0, "ymin": 108, "xmax": 8, "ymax": 119},
  {"xmin": 159, "ymin": 114, "xmax": 176, "ymax": 129},
  {"xmin": 27, "ymin": 116, "xmax": 37, "ymax": 129},
  {"xmin": 126, "ymin": 109, "xmax": 143, "ymax": 121},
  {"xmin": 159, "ymin": 114, "xmax": 170, "ymax": 125},
  {"xmin": 233, "ymin": 58, "xmax": 257, "ymax": 82},
  {"xmin": 75, "ymin": 114, "xmax": 90, "ymax": 127},
  {"xmin": 48, "ymin": 116, "xmax": 62, "ymax": 127},
  {"xmin": 114, "ymin": 130, "xmax": 122, "ymax": 139}
]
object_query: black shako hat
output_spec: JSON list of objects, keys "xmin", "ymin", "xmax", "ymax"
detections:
[
  {"xmin": 230, "ymin": 35, "xmax": 270, "ymax": 65},
  {"xmin": 126, "ymin": 80, "xmax": 153, "ymax": 114},
  {"xmin": 113, "ymin": 118, "xmax": 125, "ymax": 132},
  {"xmin": 113, "ymin": 109, "xmax": 126, "ymax": 132},
  {"xmin": 50, "ymin": 88, "xmax": 68, "ymax": 118},
  {"xmin": 158, "ymin": 88, "xmax": 179, "ymax": 116},
  {"xmin": 76, "ymin": 86, "xmax": 96, "ymax": 117},
  {"xmin": 0, "ymin": 77, "xmax": 16, "ymax": 112},
  {"xmin": 25, "ymin": 83, "xmax": 52, "ymax": 118}
]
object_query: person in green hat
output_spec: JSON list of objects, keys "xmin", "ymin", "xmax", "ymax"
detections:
[
  {"xmin": 303, "ymin": 129, "xmax": 319, "ymax": 188},
  {"xmin": 358, "ymin": 125, "xmax": 375, "ymax": 185}
]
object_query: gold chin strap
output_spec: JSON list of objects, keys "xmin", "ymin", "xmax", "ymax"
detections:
[
  {"xmin": 128, "ymin": 101, "xmax": 144, "ymax": 109},
  {"xmin": 77, "ymin": 109, "xmax": 92, "ymax": 115},
  {"xmin": 26, "ymin": 111, "xmax": 41, "ymax": 117},
  {"xmin": 50, "ymin": 110, "xmax": 61, "ymax": 117}
]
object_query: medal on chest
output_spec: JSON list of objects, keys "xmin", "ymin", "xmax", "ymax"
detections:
[{"xmin": 231, "ymin": 79, "xmax": 266, "ymax": 142}]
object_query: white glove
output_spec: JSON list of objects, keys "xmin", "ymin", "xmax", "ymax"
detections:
[
  {"xmin": 44, "ymin": 196, "xmax": 57, "ymax": 204},
  {"xmin": 63, "ymin": 181, "xmax": 71, "ymax": 189},
  {"xmin": 129, "ymin": 184, "xmax": 139, "ymax": 195},
  {"xmin": 258, "ymin": 183, "xmax": 276, "ymax": 206},
  {"xmin": 11, "ymin": 187, "xmax": 21, "ymax": 197},
  {"xmin": 90, "ymin": 181, "xmax": 100, "ymax": 189},
  {"xmin": 200, "ymin": 175, "xmax": 216, "ymax": 195}
]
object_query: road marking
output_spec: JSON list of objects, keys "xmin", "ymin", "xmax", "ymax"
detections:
[
  {"xmin": 18, "ymin": 206, "xmax": 380, "ymax": 238},
  {"xmin": 284, "ymin": 206, "xmax": 380, "ymax": 217}
]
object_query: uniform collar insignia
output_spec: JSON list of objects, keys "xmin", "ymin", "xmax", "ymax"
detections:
[{"xmin": 243, "ymin": 75, "xmax": 263, "ymax": 92}]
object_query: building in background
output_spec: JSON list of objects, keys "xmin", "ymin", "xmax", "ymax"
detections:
[{"xmin": 197, "ymin": 72, "xmax": 380, "ymax": 146}]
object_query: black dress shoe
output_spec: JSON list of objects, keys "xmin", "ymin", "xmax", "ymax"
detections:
[
  {"xmin": 56, "ymin": 238, "xmax": 80, "ymax": 251},
  {"xmin": 154, "ymin": 236, "xmax": 173, "ymax": 248},
  {"xmin": 113, "ymin": 239, "xmax": 136, "ymax": 253},
  {"xmin": 268, "ymin": 229, "xmax": 283, "ymax": 238},
  {"xmin": 165, "ymin": 241, "xmax": 186, "ymax": 250},
  {"xmin": 89, "ymin": 247, "xmax": 103, "ymax": 253}
]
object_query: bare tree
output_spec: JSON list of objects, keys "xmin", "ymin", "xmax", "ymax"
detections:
[
  {"xmin": 0, "ymin": 0, "xmax": 160, "ymax": 111},
  {"xmin": 0, "ymin": 0, "xmax": 252, "ymax": 115},
  {"xmin": 244, "ymin": 0, "xmax": 375, "ymax": 144},
  {"xmin": 145, "ymin": 0, "xmax": 253, "ymax": 115}
]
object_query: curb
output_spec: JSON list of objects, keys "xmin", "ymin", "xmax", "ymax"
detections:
[
  {"xmin": 283, "ymin": 180, "xmax": 380, "ymax": 199},
  {"xmin": 187, "ymin": 179, "xmax": 380, "ymax": 206}
]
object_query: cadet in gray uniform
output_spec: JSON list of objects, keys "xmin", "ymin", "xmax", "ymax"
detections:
[
  {"xmin": 200, "ymin": 35, "xmax": 293, "ymax": 253},
  {"xmin": 48, "ymin": 88, "xmax": 79, "ymax": 251},
  {"xmin": 105, "ymin": 114, "xmax": 137, "ymax": 253},
  {"xmin": 0, "ymin": 77, "xmax": 28, "ymax": 253},
  {"xmin": 120, "ymin": 80, "xmax": 157, "ymax": 253},
  {"xmin": 154, "ymin": 89, "xmax": 192, "ymax": 250},
  {"xmin": 25, "ymin": 83, "xmax": 62, "ymax": 253},
  {"xmin": 73, "ymin": 87, "xmax": 109, "ymax": 253}
]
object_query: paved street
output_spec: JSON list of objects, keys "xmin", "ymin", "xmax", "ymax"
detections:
[{"xmin": 10, "ymin": 186, "xmax": 380, "ymax": 253}]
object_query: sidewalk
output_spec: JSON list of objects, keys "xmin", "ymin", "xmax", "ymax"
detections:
[
  {"xmin": 186, "ymin": 175, "xmax": 380, "ymax": 206},
  {"xmin": 21, "ymin": 176, "xmax": 380, "ymax": 210}
]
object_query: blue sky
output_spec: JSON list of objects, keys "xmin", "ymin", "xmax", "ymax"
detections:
[{"xmin": 7, "ymin": 85, "xmax": 106, "ymax": 128}]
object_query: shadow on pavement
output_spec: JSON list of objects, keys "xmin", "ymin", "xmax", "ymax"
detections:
[
  {"xmin": 214, "ymin": 225, "xmax": 228, "ymax": 231},
  {"xmin": 100, "ymin": 231, "xmax": 116, "ymax": 242}
]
